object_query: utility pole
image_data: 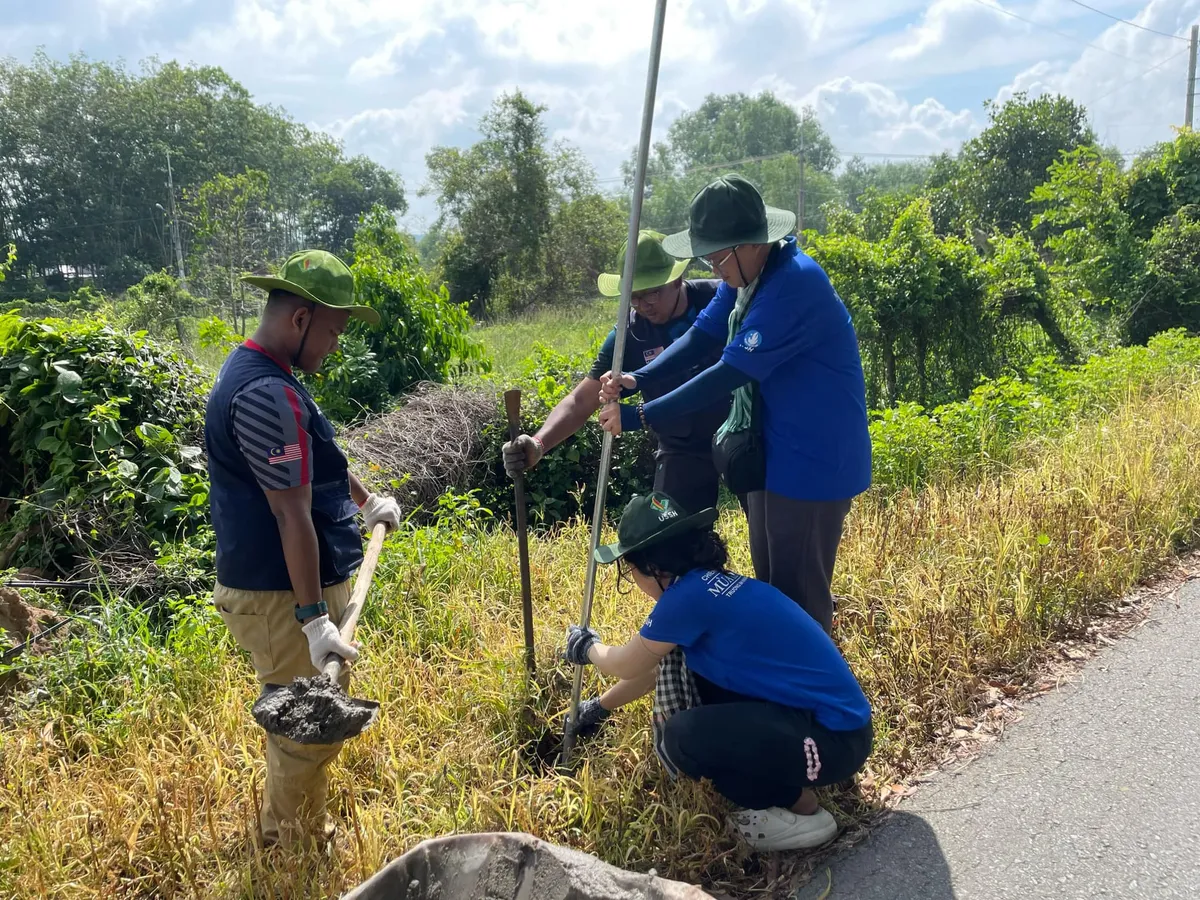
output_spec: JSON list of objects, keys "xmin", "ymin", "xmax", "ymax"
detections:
[
  {"xmin": 1187, "ymin": 24, "xmax": 1198, "ymax": 129},
  {"xmin": 797, "ymin": 113, "xmax": 806, "ymax": 239},
  {"xmin": 165, "ymin": 149, "xmax": 188, "ymax": 291}
]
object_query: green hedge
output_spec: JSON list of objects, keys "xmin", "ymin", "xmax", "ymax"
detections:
[{"xmin": 0, "ymin": 314, "xmax": 210, "ymax": 578}]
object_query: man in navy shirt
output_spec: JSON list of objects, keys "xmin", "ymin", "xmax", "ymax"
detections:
[
  {"xmin": 205, "ymin": 249, "xmax": 401, "ymax": 849},
  {"xmin": 600, "ymin": 176, "xmax": 871, "ymax": 634},
  {"xmin": 502, "ymin": 230, "xmax": 728, "ymax": 514}
]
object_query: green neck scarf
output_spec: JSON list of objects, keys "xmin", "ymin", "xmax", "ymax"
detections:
[{"xmin": 715, "ymin": 272, "xmax": 763, "ymax": 442}]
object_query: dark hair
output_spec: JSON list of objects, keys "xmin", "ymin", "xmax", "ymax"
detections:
[{"xmin": 618, "ymin": 527, "xmax": 730, "ymax": 591}]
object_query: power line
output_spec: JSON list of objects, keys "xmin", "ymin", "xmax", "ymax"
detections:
[
  {"xmin": 965, "ymin": 0, "xmax": 1140, "ymax": 62},
  {"xmin": 1059, "ymin": 0, "xmax": 1190, "ymax": 43},
  {"xmin": 1087, "ymin": 46, "xmax": 1191, "ymax": 108},
  {"xmin": 595, "ymin": 147, "xmax": 944, "ymax": 185}
]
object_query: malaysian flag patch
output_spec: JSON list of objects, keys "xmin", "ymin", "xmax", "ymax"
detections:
[{"xmin": 268, "ymin": 443, "xmax": 303, "ymax": 465}]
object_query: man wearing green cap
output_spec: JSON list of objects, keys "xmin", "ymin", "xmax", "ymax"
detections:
[
  {"xmin": 599, "ymin": 175, "xmax": 871, "ymax": 635},
  {"xmin": 502, "ymin": 230, "xmax": 729, "ymax": 514},
  {"xmin": 204, "ymin": 249, "xmax": 401, "ymax": 848}
]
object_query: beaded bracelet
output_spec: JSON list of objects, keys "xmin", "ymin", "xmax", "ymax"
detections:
[{"xmin": 637, "ymin": 402, "xmax": 650, "ymax": 431}]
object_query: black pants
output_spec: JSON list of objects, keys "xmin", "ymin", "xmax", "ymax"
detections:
[
  {"xmin": 746, "ymin": 491, "xmax": 852, "ymax": 634},
  {"xmin": 654, "ymin": 450, "xmax": 720, "ymax": 514},
  {"xmin": 661, "ymin": 678, "xmax": 872, "ymax": 811}
]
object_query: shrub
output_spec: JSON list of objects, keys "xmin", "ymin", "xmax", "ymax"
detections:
[
  {"xmin": 348, "ymin": 342, "xmax": 656, "ymax": 525},
  {"xmin": 0, "ymin": 314, "xmax": 210, "ymax": 576},
  {"xmin": 342, "ymin": 207, "xmax": 490, "ymax": 414},
  {"xmin": 305, "ymin": 333, "xmax": 391, "ymax": 424},
  {"xmin": 112, "ymin": 271, "xmax": 202, "ymax": 345},
  {"xmin": 869, "ymin": 329, "xmax": 1200, "ymax": 492}
]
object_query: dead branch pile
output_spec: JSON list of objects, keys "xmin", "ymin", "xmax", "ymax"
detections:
[{"xmin": 343, "ymin": 382, "xmax": 499, "ymax": 518}]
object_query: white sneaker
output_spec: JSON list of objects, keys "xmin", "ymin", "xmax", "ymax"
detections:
[{"xmin": 729, "ymin": 806, "xmax": 838, "ymax": 851}]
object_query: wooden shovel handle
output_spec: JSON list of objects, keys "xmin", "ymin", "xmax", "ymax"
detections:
[
  {"xmin": 504, "ymin": 388, "xmax": 537, "ymax": 675},
  {"xmin": 321, "ymin": 522, "xmax": 388, "ymax": 680}
]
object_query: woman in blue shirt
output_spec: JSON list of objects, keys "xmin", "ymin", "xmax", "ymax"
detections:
[
  {"xmin": 564, "ymin": 491, "xmax": 873, "ymax": 852},
  {"xmin": 598, "ymin": 175, "xmax": 872, "ymax": 635}
]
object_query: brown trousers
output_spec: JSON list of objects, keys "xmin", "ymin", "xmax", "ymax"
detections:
[{"xmin": 214, "ymin": 579, "xmax": 351, "ymax": 847}]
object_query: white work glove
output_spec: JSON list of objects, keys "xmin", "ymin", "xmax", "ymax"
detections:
[
  {"xmin": 301, "ymin": 615, "xmax": 359, "ymax": 671},
  {"xmin": 361, "ymin": 492, "xmax": 401, "ymax": 531}
]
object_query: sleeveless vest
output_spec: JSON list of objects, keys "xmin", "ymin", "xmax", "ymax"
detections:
[{"xmin": 204, "ymin": 345, "xmax": 363, "ymax": 591}]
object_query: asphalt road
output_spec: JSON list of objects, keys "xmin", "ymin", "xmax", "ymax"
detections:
[{"xmin": 796, "ymin": 578, "xmax": 1200, "ymax": 900}]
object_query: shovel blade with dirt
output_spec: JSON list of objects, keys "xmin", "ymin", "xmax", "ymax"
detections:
[{"xmin": 252, "ymin": 523, "xmax": 387, "ymax": 745}]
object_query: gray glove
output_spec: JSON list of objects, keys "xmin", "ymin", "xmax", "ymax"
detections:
[
  {"xmin": 502, "ymin": 434, "xmax": 544, "ymax": 477},
  {"xmin": 565, "ymin": 696, "xmax": 612, "ymax": 740}
]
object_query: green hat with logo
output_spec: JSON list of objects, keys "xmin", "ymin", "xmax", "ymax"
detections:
[
  {"xmin": 661, "ymin": 174, "xmax": 796, "ymax": 260},
  {"xmin": 597, "ymin": 230, "xmax": 692, "ymax": 297},
  {"xmin": 594, "ymin": 491, "xmax": 718, "ymax": 565},
  {"xmin": 241, "ymin": 249, "xmax": 380, "ymax": 326}
]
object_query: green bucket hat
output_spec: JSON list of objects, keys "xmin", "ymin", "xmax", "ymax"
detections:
[
  {"xmin": 594, "ymin": 491, "xmax": 718, "ymax": 565},
  {"xmin": 596, "ymin": 230, "xmax": 691, "ymax": 297},
  {"xmin": 241, "ymin": 249, "xmax": 380, "ymax": 326},
  {"xmin": 661, "ymin": 174, "xmax": 796, "ymax": 260}
]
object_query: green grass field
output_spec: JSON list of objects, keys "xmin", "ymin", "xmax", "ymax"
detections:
[{"xmin": 473, "ymin": 299, "xmax": 618, "ymax": 378}]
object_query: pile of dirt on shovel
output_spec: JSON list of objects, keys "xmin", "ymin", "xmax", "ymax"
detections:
[{"xmin": 252, "ymin": 675, "xmax": 379, "ymax": 744}]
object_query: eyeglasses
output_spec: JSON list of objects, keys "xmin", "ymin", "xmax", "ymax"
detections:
[
  {"xmin": 707, "ymin": 246, "xmax": 739, "ymax": 271},
  {"xmin": 630, "ymin": 287, "xmax": 664, "ymax": 308}
]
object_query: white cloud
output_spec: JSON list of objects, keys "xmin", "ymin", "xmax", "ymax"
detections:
[
  {"xmin": 98, "ymin": 0, "xmax": 165, "ymax": 27},
  {"xmin": 19, "ymin": 0, "xmax": 1200, "ymax": 223},
  {"xmin": 890, "ymin": 0, "xmax": 1000, "ymax": 61},
  {"xmin": 801, "ymin": 76, "xmax": 979, "ymax": 156},
  {"xmin": 320, "ymin": 78, "xmax": 483, "ymax": 209},
  {"xmin": 997, "ymin": 0, "xmax": 1200, "ymax": 149}
]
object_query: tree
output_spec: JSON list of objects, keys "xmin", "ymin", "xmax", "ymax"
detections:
[
  {"xmin": 809, "ymin": 198, "xmax": 995, "ymax": 407},
  {"xmin": 0, "ymin": 52, "xmax": 406, "ymax": 297},
  {"xmin": 932, "ymin": 93, "xmax": 1095, "ymax": 235},
  {"xmin": 1124, "ymin": 130, "xmax": 1200, "ymax": 238},
  {"xmin": 423, "ymin": 91, "xmax": 619, "ymax": 317},
  {"xmin": 838, "ymin": 158, "xmax": 930, "ymax": 213},
  {"xmin": 1133, "ymin": 207, "xmax": 1200, "ymax": 344},
  {"xmin": 186, "ymin": 169, "xmax": 271, "ymax": 333},
  {"xmin": 303, "ymin": 156, "xmax": 406, "ymax": 253},
  {"xmin": 118, "ymin": 271, "xmax": 201, "ymax": 345},
  {"xmin": 981, "ymin": 232, "xmax": 1077, "ymax": 364},
  {"xmin": 665, "ymin": 92, "xmax": 838, "ymax": 173},
  {"xmin": 624, "ymin": 92, "xmax": 839, "ymax": 235},
  {"xmin": 1031, "ymin": 147, "xmax": 1146, "ymax": 325}
]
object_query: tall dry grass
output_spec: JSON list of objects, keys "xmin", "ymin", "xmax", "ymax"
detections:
[{"xmin": 3, "ymin": 381, "xmax": 1200, "ymax": 898}]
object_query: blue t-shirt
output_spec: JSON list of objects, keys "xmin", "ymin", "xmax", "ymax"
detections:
[
  {"xmin": 639, "ymin": 569, "xmax": 871, "ymax": 731},
  {"xmin": 693, "ymin": 237, "xmax": 872, "ymax": 501}
]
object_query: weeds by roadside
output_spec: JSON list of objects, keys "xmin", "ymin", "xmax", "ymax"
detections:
[{"xmin": 3, "ymin": 370, "xmax": 1200, "ymax": 897}]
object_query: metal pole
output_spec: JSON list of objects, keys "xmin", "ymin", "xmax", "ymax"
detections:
[
  {"xmin": 561, "ymin": 0, "xmax": 669, "ymax": 768},
  {"xmin": 1187, "ymin": 25, "xmax": 1198, "ymax": 129},
  {"xmin": 797, "ymin": 113, "xmax": 806, "ymax": 237},
  {"xmin": 166, "ymin": 150, "xmax": 188, "ymax": 291}
]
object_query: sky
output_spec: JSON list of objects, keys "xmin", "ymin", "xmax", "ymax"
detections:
[{"xmin": 2, "ymin": 0, "xmax": 1199, "ymax": 229}]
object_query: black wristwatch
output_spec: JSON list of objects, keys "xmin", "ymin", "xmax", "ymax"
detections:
[{"xmin": 294, "ymin": 600, "xmax": 328, "ymax": 623}]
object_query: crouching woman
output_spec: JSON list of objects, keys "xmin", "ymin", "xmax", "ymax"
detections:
[{"xmin": 564, "ymin": 491, "xmax": 873, "ymax": 851}]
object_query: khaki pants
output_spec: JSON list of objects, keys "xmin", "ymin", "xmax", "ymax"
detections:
[{"xmin": 214, "ymin": 580, "xmax": 351, "ymax": 847}]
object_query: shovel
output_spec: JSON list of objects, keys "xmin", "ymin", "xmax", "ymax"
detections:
[
  {"xmin": 251, "ymin": 522, "xmax": 387, "ymax": 744},
  {"xmin": 504, "ymin": 388, "xmax": 537, "ymax": 676}
]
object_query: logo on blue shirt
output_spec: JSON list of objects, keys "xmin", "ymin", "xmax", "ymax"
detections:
[{"xmin": 742, "ymin": 330, "xmax": 762, "ymax": 352}]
